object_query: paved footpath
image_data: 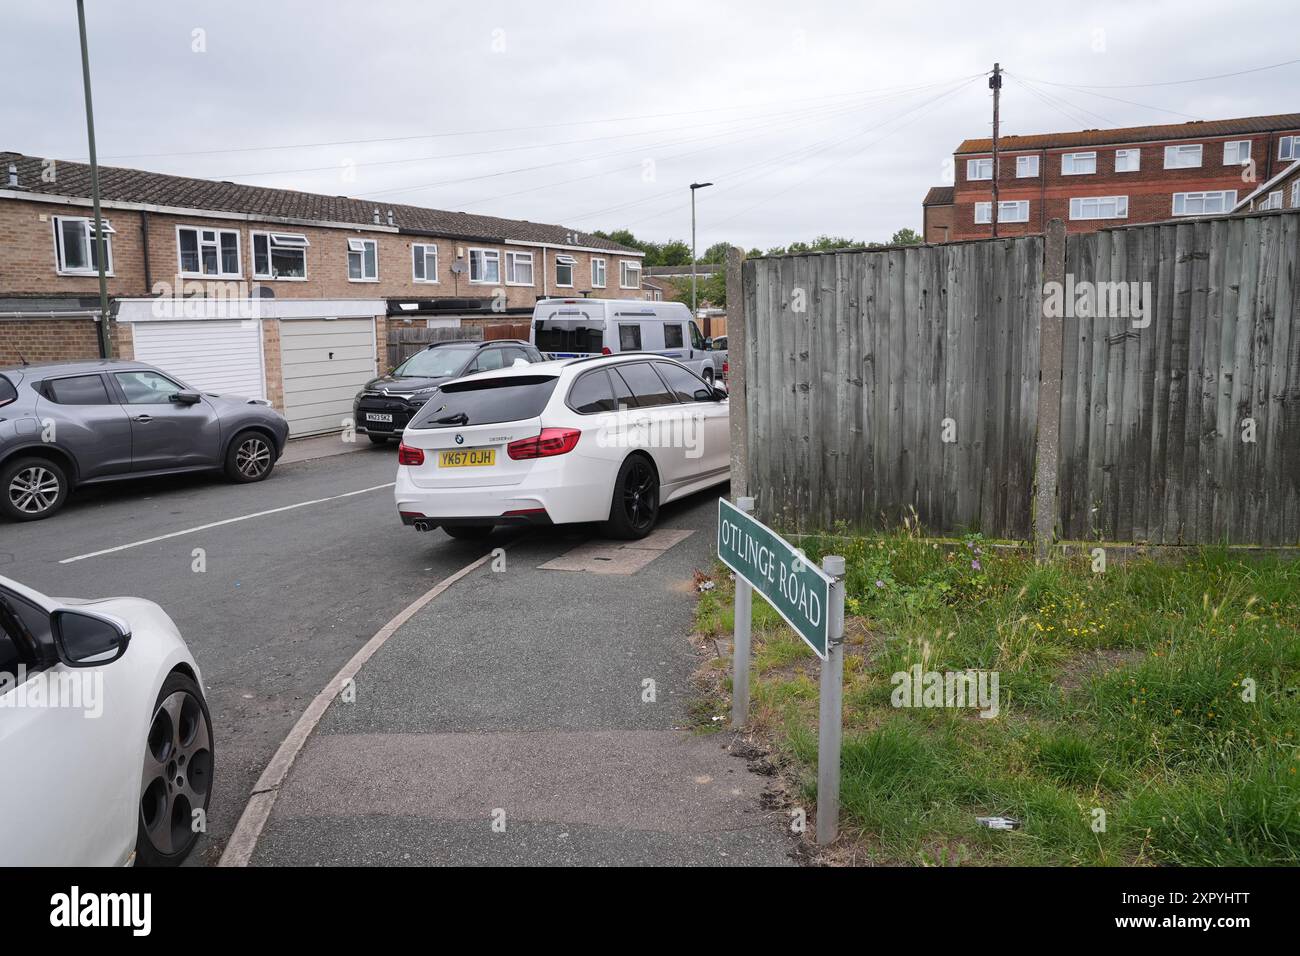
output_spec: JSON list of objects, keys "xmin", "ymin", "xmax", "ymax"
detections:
[{"xmin": 250, "ymin": 492, "xmax": 795, "ymax": 866}]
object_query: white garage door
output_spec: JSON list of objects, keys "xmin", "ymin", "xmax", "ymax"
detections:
[
  {"xmin": 131, "ymin": 320, "xmax": 265, "ymax": 399},
  {"xmin": 280, "ymin": 318, "xmax": 376, "ymax": 436}
]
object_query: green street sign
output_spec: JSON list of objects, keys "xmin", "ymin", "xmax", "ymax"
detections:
[{"xmin": 717, "ymin": 497, "xmax": 833, "ymax": 659}]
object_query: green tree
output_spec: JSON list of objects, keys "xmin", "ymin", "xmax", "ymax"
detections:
[{"xmin": 890, "ymin": 227, "xmax": 923, "ymax": 246}]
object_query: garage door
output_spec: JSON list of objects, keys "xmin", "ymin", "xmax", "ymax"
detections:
[
  {"xmin": 280, "ymin": 318, "xmax": 376, "ymax": 436},
  {"xmin": 131, "ymin": 320, "xmax": 265, "ymax": 399}
]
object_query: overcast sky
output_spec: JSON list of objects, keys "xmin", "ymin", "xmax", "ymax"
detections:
[{"xmin": 3, "ymin": 1, "xmax": 1297, "ymax": 251}]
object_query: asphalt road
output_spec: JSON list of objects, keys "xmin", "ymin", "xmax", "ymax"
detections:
[{"xmin": 0, "ymin": 441, "xmax": 489, "ymax": 864}]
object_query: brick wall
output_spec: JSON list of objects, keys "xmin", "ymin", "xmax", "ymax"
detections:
[
  {"xmin": 923, "ymin": 203, "xmax": 954, "ymax": 243},
  {"xmin": 261, "ymin": 319, "xmax": 284, "ymax": 412},
  {"xmin": 0, "ymin": 198, "xmax": 644, "ymax": 306},
  {"xmin": 0, "ymin": 317, "xmax": 103, "ymax": 365},
  {"xmin": 949, "ymin": 129, "xmax": 1300, "ymax": 240}
]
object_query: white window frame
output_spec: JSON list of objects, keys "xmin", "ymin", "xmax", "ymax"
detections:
[
  {"xmin": 1278, "ymin": 135, "xmax": 1299, "ymax": 161},
  {"xmin": 1164, "ymin": 144, "xmax": 1203, "ymax": 169},
  {"xmin": 1223, "ymin": 140, "xmax": 1251, "ymax": 166},
  {"xmin": 1291, "ymin": 181, "xmax": 1300, "ymax": 208},
  {"xmin": 554, "ymin": 254, "xmax": 575, "ymax": 288},
  {"xmin": 619, "ymin": 260, "xmax": 641, "ymax": 290},
  {"xmin": 411, "ymin": 242, "xmax": 439, "ymax": 283},
  {"xmin": 468, "ymin": 247, "xmax": 500, "ymax": 285},
  {"xmin": 176, "ymin": 225, "xmax": 242, "ymax": 279},
  {"xmin": 1061, "ymin": 152, "xmax": 1097, "ymax": 176},
  {"xmin": 591, "ymin": 257, "xmax": 607, "ymax": 288},
  {"xmin": 966, "ymin": 158, "xmax": 992, "ymax": 181},
  {"xmin": 52, "ymin": 215, "xmax": 115, "ymax": 276},
  {"xmin": 1259, "ymin": 190, "xmax": 1284, "ymax": 211},
  {"xmin": 505, "ymin": 250, "xmax": 534, "ymax": 286},
  {"xmin": 251, "ymin": 230, "xmax": 309, "ymax": 281},
  {"xmin": 1069, "ymin": 195, "xmax": 1129, "ymax": 221},
  {"xmin": 346, "ymin": 237, "xmax": 378, "ymax": 282},
  {"xmin": 975, "ymin": 201, "xmax": 1028, "ymax": 224},
  {"xmin": 1171, "ymin": 190, "xmax": 1237, "ymax": 216},
  {"xmin": 1114, "ymin": 149, "xmax": 1141, "ymax": 173},
  {"xmin": 1015, "ymin": 155, "xmax": 1039, "ymax": 178}
]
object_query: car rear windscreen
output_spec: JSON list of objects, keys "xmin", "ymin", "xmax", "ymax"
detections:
[
  {"xmin": 533, "ymin": 318, "xmax": 604, "ymax": 353},
  {"xmin": 408, "ymin": 375, "xmax": 559, "ymax": 428}
]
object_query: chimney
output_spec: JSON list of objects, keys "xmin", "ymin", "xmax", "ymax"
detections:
[
  {"xmin": 372, "ymin": 207, "xmax": 381, "ymax": 224},
  {"xmin": 7, "ymin": 164, "xmax": 17, "ymax": 188},
  {"xmin": 386, "ymin": 209, "xmax": 394, "ymax": 226}
]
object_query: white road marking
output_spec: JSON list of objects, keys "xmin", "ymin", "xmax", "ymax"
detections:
[
  {"xmin": 58, "ymin": 483, "xmax": 396, "ymax": 564},
  {"xmin": 219, "ymin": 547, "xmax": 498, "ymax": 867}
]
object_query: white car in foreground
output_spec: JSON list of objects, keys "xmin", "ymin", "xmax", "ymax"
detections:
[
  {"xmin": 395, "ymin": 354, "xmax": 730, "ymax": 539},
  {"xmin": 0, "ymin": 575, "xmax": 212, "ymax": 866}
]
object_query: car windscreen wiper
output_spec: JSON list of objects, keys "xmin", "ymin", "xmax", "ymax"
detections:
[{"xmin": 433, "ymin": 412, "xmax": 469, "ymax": 426}]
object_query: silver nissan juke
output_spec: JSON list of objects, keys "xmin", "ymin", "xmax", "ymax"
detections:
[{"xmin": 0, "ymin": 360, "xmax": 289, "ymax": 521}]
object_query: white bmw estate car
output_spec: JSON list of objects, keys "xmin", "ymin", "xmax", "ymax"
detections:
[
  {"xmin": 395, "ymin": 354, "xmax": 730, "ymax": 539},
  {"xmin": 0, "ymin": 575, "xmax": 212, "ymax": 866}
]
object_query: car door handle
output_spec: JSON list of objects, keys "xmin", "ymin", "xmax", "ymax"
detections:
[{"xmin": 134, "ymin": 415, "xmax": 153, "ymax": 423}]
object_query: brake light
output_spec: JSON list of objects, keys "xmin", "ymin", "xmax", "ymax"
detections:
[
  {"xmin": 601, "ymin": 347, "xmax": 612, "ymax": 355},
  {"xmin": 722, "ymin": 359, "xmax": 729, "ymax": 375},
  {"xmin": 507, "ymin": 428, "xmax": 581, "ymax": 460},
  {"xmin": 397, "ymin": 443, "xmax": 425, "ymax": 466}
]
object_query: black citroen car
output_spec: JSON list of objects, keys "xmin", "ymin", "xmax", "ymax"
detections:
[{"xmin": 353, "ymin": 339, "xmax": 542, "ymax": 443}]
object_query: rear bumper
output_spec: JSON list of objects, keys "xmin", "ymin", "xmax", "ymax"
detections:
[
  {"xmin": 394, "ymin": 457, "xmax": 616, "ymax": 527},
  {"xmin": 399, "ymin": 510, "xmax": 553, "ymax": 531}
]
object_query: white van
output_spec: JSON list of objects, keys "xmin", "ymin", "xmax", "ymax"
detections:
[{"xmin": 530, "ymin": 298, "xmax": 717, "ymax": 384}]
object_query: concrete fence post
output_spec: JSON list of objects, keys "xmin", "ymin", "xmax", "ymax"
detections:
[
  {"xmin": 1034, "ymin": 218, "xmax": 1067, "ymax": 563},
  {"xmin": 726, "ymin": 245, "xmax": 748, "ymax": 500}
]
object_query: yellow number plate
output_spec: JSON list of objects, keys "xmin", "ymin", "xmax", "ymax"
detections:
[{"xmin": 438, "ymin": 449, "xmax": 496, "ymax": 468}]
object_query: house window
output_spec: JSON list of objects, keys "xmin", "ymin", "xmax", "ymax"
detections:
[
  {"xmin": 554, "ymin": 254, "xmax": 575, "ymax": 288},
  {"xmin": 1164, "ymin": 144, "xmax": 1203, "ymax": 168},
  {"xmin": 620, "ymin": 260, "xmax": 641, "ymax": 289},
  {"xmin": 591, "ymin": 257, "xmax": 607, "ymax": 288},
  {"xmin": 1259, "ymin": 191, "xmax": 1283, "ymax": 211},
  {"xmin": 412, "ymin": 243, "xmax": 438, "ymax": 282},
  {"xmin": 505, "ymin": 250, "xmax": 534, "ymax": 285},
  {"xmin": 1278, "ymin": 135, "xmax": 1299, "ymax": 161},
  {"xmin": 1015, "ymin": 155, "xmax": 1039, "ymax": 178},
  {"xmin": 1115, "ymin": 149, "xmax": 1141, "ymax": 172},
  {"xmin": 1069, "ymin": 195, "xmax": 1129, "ymax": 220},
  {"xmin": 1223, "ymin": 140, "xmax": 1251, "ymax": 166},
  {"xmin": 252, "ymin": 232, "xmax": 308, "ymax": 279},
  {"xmin": 468, "ymin": 248, "xmax": 500, "ymax": 284},
  {"xmin": 178, "ymin": 226, "xmax": 240, "ymax": 277},
  {"xmin": 347, "ymin": 238, "xmax": 378, "ymax": 281},
  {"xmin": 966, "ymin": 158, "xmax": 993, "ymax": 181},
  {"xmin": 53, "ymin": 216, "xmax": 114, "ymax": 275},
  {"xmin": 1291, "ymin": 182, "xmax": 1300, "ymax": 208},
  {"xmin": 1171, "ymin": 190, "xmax": 1237, "ymax": 215},
  {"xmin": 975, "ymin": 201, "xmax": 1029, "ymax": 224},
  {"xmin": 1061, "ymin": 152, "xmax": 1097, "ymax": 175}
]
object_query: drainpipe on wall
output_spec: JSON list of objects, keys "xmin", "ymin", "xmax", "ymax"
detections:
[
  {"xmin": 140, "ymin": 209, "xmax": 152, "ymax": 292},
  {"xmin": 541, "ymin": 244, "xmax": 549, "ymax": 297}
]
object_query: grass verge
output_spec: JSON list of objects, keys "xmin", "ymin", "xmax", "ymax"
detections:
[{"xmin": 692, "ymin": 526, "xmax": 1300, "ymax": 866}]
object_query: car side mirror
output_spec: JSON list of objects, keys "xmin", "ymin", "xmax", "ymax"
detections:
[
  {"xmin": 170, "ymin": 391, "xmax": 202, "ymax": 405},
  {"xmin": 50, "ymin": 608, "xmax": 130, "ymax": 667},
  {"xmin": 704, "ymin": 337, "xmax": 714, "ymax": 350},
  {"xmin": 711, "ymin": 384, "xmax": 728, "ymax": 401}
]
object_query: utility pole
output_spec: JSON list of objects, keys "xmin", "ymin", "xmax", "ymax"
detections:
[
  {"xmin": 689, "ymin": 181, "xmax": 712, "ymax": 320},
  {"xmin": 77, "ymin": 0, "xmax": 111, "ymax": 359},
  {"xmin": 990, "ymin": 62, "xmax": 1002, "ymax": 239}
]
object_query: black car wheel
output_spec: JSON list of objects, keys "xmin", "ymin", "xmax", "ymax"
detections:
[
  {"xmin": 0, "ymin": 456, "xmax": 70, "ymax": 521},
  {"xmin": 136, "ymin": 671, "xmax": 214, "ymax": 867},
  {"xmin": 224, "ymin": 431, "xmax": 275, "ymax": 483},
  {"xmin": 368, "ymin": 434, "xmax": 391, "ymax": 446},
  {"xmin": 603, "ymin": 454, "xmax": 659, "ymax": 540}
]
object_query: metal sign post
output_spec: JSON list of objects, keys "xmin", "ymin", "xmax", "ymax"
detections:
[
  {"xmin": 816, "ymin": 555, "xmax": 846, "ymax": 845},
  {"xmin": 731, "ymin": 496, "xmax": 755, "ymax": 728}
]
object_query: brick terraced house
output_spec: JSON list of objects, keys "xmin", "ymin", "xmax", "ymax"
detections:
[
  {"xmin": 0, "ymin": 151, "xmax": 644, "ymax": 435},
  {"xmin": 922, "ymin": 113, "xmax": 1300, "ymax": 242}
]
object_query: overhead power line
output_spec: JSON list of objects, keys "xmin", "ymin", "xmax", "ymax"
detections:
[{"xmin": 1018, "ymin": 56, "xmax": 1300, "ymax": 90}]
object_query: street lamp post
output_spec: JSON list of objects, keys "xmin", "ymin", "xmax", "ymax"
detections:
[
  {"xmin": 689, "ymin": 182, "xmax": 713, "ymax": 320},
  {"xmin": 76, "ymin": 0, "xmax": 111, "ymax": 359}
]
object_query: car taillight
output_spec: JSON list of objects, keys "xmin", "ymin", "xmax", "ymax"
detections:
[
  {"xmin": 722, "ymin": 359, "xmax": 729, "ymax": 375},
  {"xmin": 397, "ymin": 443, "xmax": 425, "ymax": 465},
  {"xmin": 507, "ymin": 428, "xmax": 581, "ymax": 460},
  {"xmin": 601, "ymin": 347, "xmax": 612, "ymax": 355}
]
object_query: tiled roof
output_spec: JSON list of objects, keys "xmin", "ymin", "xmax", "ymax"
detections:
[
  {"xmin": 0, "ymin": 151, "xmax": 639, "ymax": 253},
  {"xmin": 923, "ymin": 186, "xmax": 954, "ymax": 206},
  {"xmin": 955, "ymin": 112, "xmax": 1300, "ymax": 154}
]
